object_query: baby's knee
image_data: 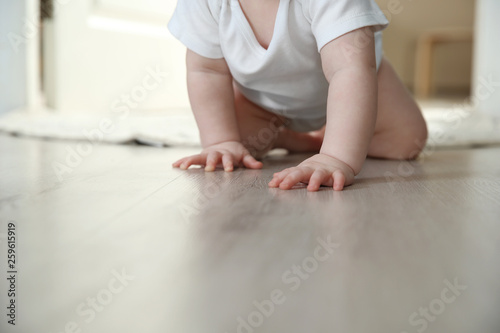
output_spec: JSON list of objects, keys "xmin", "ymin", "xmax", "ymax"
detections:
[{"xmin": 398, "ymin": 118, "xmax": 428, "ymax": 159}]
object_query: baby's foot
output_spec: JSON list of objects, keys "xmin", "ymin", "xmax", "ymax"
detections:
[{"xmin": 274, "ymin": 128, "xmax": 323, "ymax": 153}]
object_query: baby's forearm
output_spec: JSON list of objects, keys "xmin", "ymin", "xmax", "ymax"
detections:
[
  {"xmin": 320, "ymin": 65, "xmax": 378, "ymax": 174},
  {"xmin": 186, "ymin": 52, "xmax": 240, "ymax": 147}
]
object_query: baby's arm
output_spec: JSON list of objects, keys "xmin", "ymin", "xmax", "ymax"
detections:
[
  {"xmin": 269, "ymin": 27, "xmax": 378, "ymax": 191},
  {"xmin": 172, "ymin": 50, "xmax": 262, "ymax": 172}
]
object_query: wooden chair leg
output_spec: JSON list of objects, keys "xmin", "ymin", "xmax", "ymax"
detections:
[{"xmin": 414, "ymin": 37, "xmax": 434, "ymax": 99}]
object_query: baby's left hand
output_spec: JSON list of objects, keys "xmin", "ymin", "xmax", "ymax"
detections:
[{"xmin": 268, "ymin": 154, "xmax": 355, "ymax": 191}]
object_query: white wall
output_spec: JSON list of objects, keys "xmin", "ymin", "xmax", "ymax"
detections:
[
  {"xmin": 473, "ymin": 0, "xmax": 500, "ymax": 118},
  {"xmin": 43, "ymin": 0, "xmax": 188, "ymax": 114},
  {"xmin": 0, "ymin": 1, "xmax": 28, "ymax": 114},
  {"xmin": 0, "ymin": 0, "xmax": 39, "ymax": 115}
]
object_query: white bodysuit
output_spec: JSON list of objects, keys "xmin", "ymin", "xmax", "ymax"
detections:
[{"xmin": 168, "ymin": 0, "xmax": 389, "ymax": 132}]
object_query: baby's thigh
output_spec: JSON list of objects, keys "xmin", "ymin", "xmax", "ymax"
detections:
[
  {"xmin": 375, "ymin": 58, "xmax": 425, "ymax": 132},
  {"xmin": 375, "ymin": 59, "xmax": 425, "ymax": 128},
  {"xmin": 233, "ymin": 84, "xmax": 286, "ymax": 156},
  {"xmin": 370, "ymin": 58, "xmax": 428, "ymax": 158}
]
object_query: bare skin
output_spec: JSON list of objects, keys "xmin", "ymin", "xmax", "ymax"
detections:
[{"xmin": 172, "ymin": 0, "xmax": 428, "ymax": 191}]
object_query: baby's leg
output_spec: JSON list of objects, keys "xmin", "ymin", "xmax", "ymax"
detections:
[
  {"xmin": 369, "ymin": 59, "xmax": 428, "ymax": 159},
  {"xmin": 233, "ymin": 84, "xmax": 322, "ymax": 158}
]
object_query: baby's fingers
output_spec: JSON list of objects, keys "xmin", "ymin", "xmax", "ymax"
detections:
[
  {"xmin": 332, "ymin": 170, "xmax": 346, "ymax": 191},
  {"xmin": 222, "ymin": 153, "xmax": 234, "ymax": 172},
  {"xmin": 306, "ymin": 169, "xmax": 332, "ymax": 192},
  {"xmin": 172, "ymin": 158, "xmax": 185, "ymax": 168},
  {"xmin": 278, "ymin": 169, "xmax": 311, "ymax": 190},
  {"xmin": 173, "ymin": 155, "xmax": 205, "ymax": 170},
  {"xmin": 242, "ymin": 154, "xmax": 263, "ymax": 170},
  {"xmin": 205, "ymin": 151, "xmax": 222, "ymax": 172},
  {"xmin": 268, "ymin": 168, "xmax": 293, "ymax": 188}
]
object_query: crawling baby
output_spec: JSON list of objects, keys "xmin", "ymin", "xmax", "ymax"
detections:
[{"xmin": 168, "ymin": 0, "xmax": 427, "ymax": 191}]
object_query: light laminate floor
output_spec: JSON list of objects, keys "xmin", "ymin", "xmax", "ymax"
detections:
[{"xmin": 0, "ymin": 134, "xmax": 499, "ymax": 333}]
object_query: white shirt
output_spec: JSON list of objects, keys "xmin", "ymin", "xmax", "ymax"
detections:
[{"xmin": 168, "ymin": 0, "xmax": 388, "ymax": 124}]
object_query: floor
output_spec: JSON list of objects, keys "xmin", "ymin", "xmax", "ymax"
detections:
[{"xmin": 0, "ymin": 134, "xmax": 499, "ymax": 333}]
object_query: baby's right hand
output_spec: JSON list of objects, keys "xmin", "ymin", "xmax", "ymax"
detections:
[{"xmin": 172, "ymin": 141, "xmax": 263, "ymax": 172}]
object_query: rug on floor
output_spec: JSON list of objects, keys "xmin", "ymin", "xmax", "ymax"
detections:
[{"xmin": 0, "ymin": 106, "xmax": 499, "ymax": 148}]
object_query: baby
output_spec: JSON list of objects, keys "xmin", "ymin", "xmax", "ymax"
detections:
[{"xmin": 168, "ymin": 0, "xmax": 428, "ymax": 191}]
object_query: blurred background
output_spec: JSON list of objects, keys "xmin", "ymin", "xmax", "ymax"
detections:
[
  {"xmin": 0, "ymin": 0, "xmax": 499, "ymax": 146},
  {"xmin": 377, "ymin": 0, "xmax": 474, "ymax": 98}
]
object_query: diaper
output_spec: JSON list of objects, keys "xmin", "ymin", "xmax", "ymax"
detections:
[{"xmin": 284, "ymin": 115, "xmax": 327, "ymax": 132}]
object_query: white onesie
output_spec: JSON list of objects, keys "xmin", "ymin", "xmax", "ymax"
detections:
[{"xmin": 168, "ymin": 0, "xmax": 389, "ymax": 132}]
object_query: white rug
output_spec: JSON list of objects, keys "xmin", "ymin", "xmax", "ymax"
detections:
[
  {"xmin": 0, "ymin": 105, "xmax": 499, "ymax": 148},
  {"xmin": 0, "ymin": 108, "xmax": 201, "ymax": 147},
  {"xmin": 423, "ymin": 106, "xmax": 500, "ymax": 148}
]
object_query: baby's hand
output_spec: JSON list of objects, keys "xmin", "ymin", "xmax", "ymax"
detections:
[
  {"xmin": 172, "ymin": 141, "xmax": 263, "ymax": 172},
  {"xmin": 268, "ymin": 154, "xmax": 355, "ymax": 191}
]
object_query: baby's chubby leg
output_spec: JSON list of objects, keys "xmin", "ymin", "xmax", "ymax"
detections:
[
  {"xmin": 368, "ymin": 59, "xmax": 428, "ymax": 159},
  {"xmin": 173, "ymin": 49, "xmax": 321, "ymax": 172},
  {"xmin": 269, "ymin": 59, "xmax": 427, "ymax": 192},
  {"xmin": 269, "ymin": 27, "xmax": 428, "ymax": 192},
  {"xmin": 233, "ymin": 84, "xmax": 323, "ymax": 159},
  {"xmin": 173, "ymin": 82, "xmax": 322, "ymax": 171}
]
